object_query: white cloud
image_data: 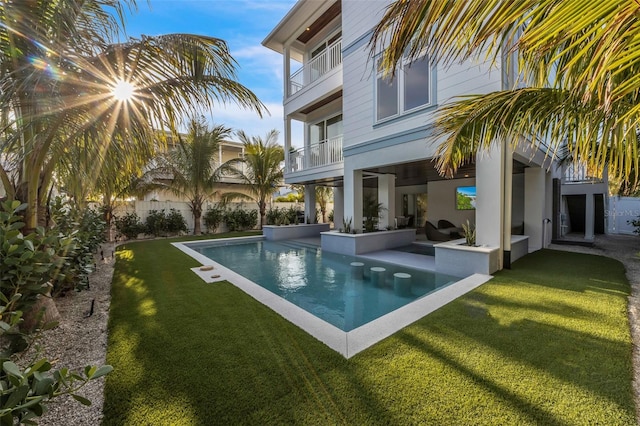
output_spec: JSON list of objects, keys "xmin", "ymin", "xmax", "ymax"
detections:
[
  {"xmin": 232, "ymin": 45, "xmax": 284, "ymax": 82},
  {"xmin": 204, "ymin": 101, "xmax": 303, "ymax": 147}
]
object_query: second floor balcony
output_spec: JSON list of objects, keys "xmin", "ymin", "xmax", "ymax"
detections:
[
  {"xmin": 287, "ymin": 135, "xmax": 343, "ymax": 174},
  {"xmin": 288, "ymin": 38, "xmax": 342, "ymax": 97}
]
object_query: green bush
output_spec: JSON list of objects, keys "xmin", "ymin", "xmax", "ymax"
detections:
[
  {"xmin": 204, "ymin": 205, "xmax": 225, "ymax": 233},
  {"xmin": 49, "ymin": 197, "xmax": 106, "ymax": 295},
  {"xmin": 145, "ymin": 210, "xmax": 167, "ymax": 237},
  {"xmin": 0, "ymin": 200, "xmax": 112, "ymax": 424},
  {"xmin": 165, "ymin": 209, "xmax": 187, "ymax": 234},
  {"xmin": 285, "ymin": 206, "xmax": 302, "ymax": 225},
  {"xmin": 265, "ymin": 207, "xmax": 281, "ymax": 225},
  {"xmin": 629, "ymin": 216, "xmax": 640, "ymax": 234},
  {"xmin": 223, "ymin": 207, "xmax": 258, "ymax": 231},
  {"xmin": 114, "ymin": 213, "xmax": 145, "ymax": 240}
]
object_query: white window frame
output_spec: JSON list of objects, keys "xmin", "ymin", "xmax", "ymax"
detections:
[{"xmin": 375, "ymin": 53, "xmax": 432, "ymax": 123}]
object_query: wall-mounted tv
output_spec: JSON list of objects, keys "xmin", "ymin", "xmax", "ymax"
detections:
[{"xmin": 456, "ymin": 186, "xmax": 476, "ymax": 210}]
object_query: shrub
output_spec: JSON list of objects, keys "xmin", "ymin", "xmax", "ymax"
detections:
[
  {"xmin": 115, "ymin": 213, "xmax": 145, "ymax": 240},
  {"xmin": 328, "ymin": 209, "xmax": 334, "ymax": 223},
  {"xmin": 629, "ymin": 216, "xmax": 640, "ymax": 234},
  {"xmin": 0, "ymin": 200, "xmax": 113, "ymax": 424},
  {"xmin": 285, "ymin": 206, "xmax": 302, "ymax": 225},
  {"xmin": 145, "ymin": 210, "xmax": 167, "ymax": 237},
  {"xmin": 166, "ymin": 209, "xmax": 187, "ymax": 234},
  {"xmin": 224, "ymin": 207, "xmax": 258, "ymax": 231},
  {"xmin": 49, "ymin": 197, "xmax": 106, "ymax": 295},
  {"xmin": 204, "ymin": 205, "xmax": 225, "ymax": 232},
  {"xmin": 265, "ymin": 207, "xmax": 281, "ymax": 225}
]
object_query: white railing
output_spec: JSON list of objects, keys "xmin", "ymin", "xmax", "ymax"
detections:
[
  {"xmin": 287, "ymin": 135, "xmax": 343, "ymax": 173},
  {"xmin": 563, "ymin": 162, "xmax": 603, "ymax": 183},
  {"xmin": 288, "ymin": 38, "xmax": 342, "ymax": 96}
]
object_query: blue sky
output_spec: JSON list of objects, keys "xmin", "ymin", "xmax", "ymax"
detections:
[{"xmin": 122, "ymin": 0, "xmax": 298, "ymax": 142}]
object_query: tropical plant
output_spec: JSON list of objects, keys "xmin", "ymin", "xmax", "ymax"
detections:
[
  {"xmin": 204, "ymin": 205, "xmax": 225, "ymax": 233},
  {"xmin": 0, "ymin": 0, "xmax": 266, "ymax": 230},
  {"xmin": 49, "ymin": 197, "xmax": 106, "ymax": 296},
  {"xmin": 220, "ymin": 130, "xmax": 284, "ymax": 229},
  {"xmin": 363, "ymin": 194, "xmax": 385, "ymax": 232},
  {"xmin": 148, "ymin": 119, "xmax": 232, "ymax": 235},
  {"xmin": 462, "ymin": 220, "xmax": 477, "ymax": 246},
  {"xmin": 342, "ymin": 217, "xmax": 352, "ymax": 234},
  {"xmin": 114, "ymin": 213, "xmax": 145, "ymax": 240},
  {"xmin": 223, "ymin": 207, "xmax": 258, "ymax": 231},
  {"xmin": 315, "ymin": 186, "xmax": 333, "ymax": 223},
  {"xmin": 145, "ymin": 210, "xmax": 168, "ymax": 237},
  {"xmin": 629, "ymin": 216, "xmax": 640, "ymax": 235},
  {"xmin": 370, "ymin": 0, "xmax": 640, "ymax": 187}
]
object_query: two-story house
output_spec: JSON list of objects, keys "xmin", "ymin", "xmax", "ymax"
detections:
[{"xmin": 263, "ymin": 0, "xmax": 603, "ymax": 275}]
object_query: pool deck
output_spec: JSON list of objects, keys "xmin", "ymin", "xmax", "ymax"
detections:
[{"xmin": 173, "ymin": 236, "xmax": 491, "ymax": 358}]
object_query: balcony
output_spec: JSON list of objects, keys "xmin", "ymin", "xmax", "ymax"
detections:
[
  {"xmin": 563, "ymin": 162, "xmax": 604, "ymax": 184},
  {"xmin": 287, "ymin": 135, "xmax": 343, "ymax": 173},
  {"xmin": 289, "ymin": 38, "xmax": 342, "ymax": 97}
]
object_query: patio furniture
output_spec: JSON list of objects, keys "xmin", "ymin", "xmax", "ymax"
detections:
[
  {"xmin": 437, "ymin": 219, "xmax": 457, "ymax": 229},
  {"xmin": 425, "ymin": 221, "xmax": 452, "ymax": 242}
]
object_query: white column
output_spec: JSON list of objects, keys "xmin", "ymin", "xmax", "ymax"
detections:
[
  {"xmin": 333, "ymin": 187, "xmax": 344, "ymax": 229},
  {"xmin": 304, "ymin": 184, "xmax": 316, "ymax": 223},
  {"xmin": 378, "ymin": 174, "xmax": 396, "ymax": 230},
  {"xmin": 218, "ymin": 144, "xmax": 222, "ymax": 165},
  {"xmin": 284, "ymin": 117, "xmax": 291, "ymax": 172},
  {"xmin": 283, "ymin": 45, "xmax": 290, "ymax": 98},
  {"xmin": 476, "ymin": 146, "xmax": 504, "ymax": 251},
  {"xmin": 584, "ymin": 193, "xmax": 595, "ymax": 241},
  {"xmin": 524, "ymin": 167, "xmax": 546, "ymax": 251},
  {"xmin": 344, "ymin": 168, "xmax": 363, "ymax": 232}
]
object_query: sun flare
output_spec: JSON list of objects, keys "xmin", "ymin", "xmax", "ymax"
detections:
[{"xmin": 111, "ymin": 79, "xmax": 136, "ymax": 101}]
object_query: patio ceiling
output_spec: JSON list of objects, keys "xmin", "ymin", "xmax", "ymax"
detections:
[{"xmin": 304, "ymin": 159, "xmax": 527, "ymax": 188}]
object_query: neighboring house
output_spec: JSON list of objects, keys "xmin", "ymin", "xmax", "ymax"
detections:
[
  {"xmin": 142, "ymin": 135, "xmax": 253, "ymax": 203},
  {"xmin": 263, "ymin": 0, "xmax": 607, "ymax": 274}
]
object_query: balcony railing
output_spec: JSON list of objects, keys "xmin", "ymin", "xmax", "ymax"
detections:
[
  {"xmin": 563, "ymin": 162, "xmax": 604, "ymax": 184},
  {"xmin": 287, "ymin": 135, "xmax": 343, "ymax": 173},
  {"xmin": 289, "ymin": 38, "xmax": 342, "ymax": 96}
]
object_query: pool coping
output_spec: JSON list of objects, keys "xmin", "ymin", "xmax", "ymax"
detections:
[{"xmin": 172, "ymin": 237, "xmax": 492, "ymax": 359}]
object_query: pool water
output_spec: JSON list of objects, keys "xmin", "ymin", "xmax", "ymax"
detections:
[{"xmin": 187, "ymin": 239, "xmax": 461, "ymax": 332}]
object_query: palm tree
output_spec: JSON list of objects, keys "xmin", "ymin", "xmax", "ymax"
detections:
[
  {"xmin": 0, "ymin": 0, "xmax": 266, "ymax": 230},
  {"xmin": 220, "ymin": 130, "xmax": 284, "ymax": 229},
  {"xmin": 315, "ymin": 186, "xmax": 333, "ymax": 223},
  {"xmin": 370, "ymin": 0, "xmax": 640, "ymax": 187},
  {"xmin": 150, "ymin": 119, "xmax": 231, "ymax": 235}
]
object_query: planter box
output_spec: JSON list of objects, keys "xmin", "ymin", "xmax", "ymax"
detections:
[
  {"xmin": 263, "ymin": 223, "xmax": 330, "ymax": 241},
  {"xmin": 435, "ymin": 240, "xmax": 500, "ymax": 276},
  {"xmin": 321, "ymin": 229, "xmax": 417, "ymax": 256},
  {"xmin": 510, "ymin": 235, "xmax": 529, "ymax": 264}
]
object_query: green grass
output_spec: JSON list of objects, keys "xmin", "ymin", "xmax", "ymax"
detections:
[{"xmin": 103, "ymin": 234, "xmax": 636, "ymax": 425}]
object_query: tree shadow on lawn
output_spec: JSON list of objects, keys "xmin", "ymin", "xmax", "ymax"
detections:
[
  {"xmin": 103, "ymin": 240, "xmax": 399, "ymax": 425},
  {"xmin": 394, "ymin": 250, "xmax": 635, "ymax": 424}
]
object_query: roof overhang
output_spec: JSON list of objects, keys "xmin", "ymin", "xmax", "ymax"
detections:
[{"xmin": 262, "ymin": 0, "xmax": 340, "ymax": 62}]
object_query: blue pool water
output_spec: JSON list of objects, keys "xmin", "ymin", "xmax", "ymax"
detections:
[{"xmin": 187, "ymin": 239, "xmax": 461, "ymax": 332}]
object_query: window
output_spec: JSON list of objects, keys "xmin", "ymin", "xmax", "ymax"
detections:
[
  {"xmin": 376, "ymin": 55, "xmax": 431, "ymax": 122},
  {"xmin": 310, "ymin": 114, "xmax": 342, "ymax": 144}
]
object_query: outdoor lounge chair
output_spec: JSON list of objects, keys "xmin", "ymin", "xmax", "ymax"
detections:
[
  {"xmin": 437, "ymin": 219, "xmax": 457, "ymax": 229},
  {"xmin": 425, "ymin": 221, "xmax": 452, "ymax": 242}
]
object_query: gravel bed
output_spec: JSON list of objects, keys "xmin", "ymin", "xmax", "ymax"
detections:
[{"xmin": 24, "ymin": 236, "xmax": 640, "ymax": 424}]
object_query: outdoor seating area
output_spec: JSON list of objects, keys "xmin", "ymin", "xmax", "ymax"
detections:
[{"xmin": 425, "ymin": 220, "xmax": 464, "ymax": 241}]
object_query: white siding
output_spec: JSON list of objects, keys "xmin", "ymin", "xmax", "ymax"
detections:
[{"xmin": 342, "ymin": 1, "xmax": 503, "ymax": 167}]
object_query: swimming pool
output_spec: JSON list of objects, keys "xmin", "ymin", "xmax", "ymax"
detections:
[{"xmin": 185, "ymin": 239, "xmax": 461, "ymax": 332}]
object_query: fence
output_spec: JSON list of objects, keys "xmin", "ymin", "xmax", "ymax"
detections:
[{"xmin": 607, "ymin": 196, "xmax": 640, "ymax": 235}]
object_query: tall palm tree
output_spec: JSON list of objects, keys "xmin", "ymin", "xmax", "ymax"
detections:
[
  {"xmin": 220, "ymin": 130, "xmax": 284, "ymax": 229},
  {"xmin": 150, "ymin": 119, "xmax": 231, "ymax": 235},
  {"xmin": 370, "ymin": 0, "xmax": 640, "ymax": 187},
  {"xmin": 0, "ymin": 0, "xmax": 266, "ymax": 229}
]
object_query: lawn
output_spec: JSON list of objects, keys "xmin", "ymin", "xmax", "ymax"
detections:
[{"xmin": 103, "ymin": 234, "xmax": 635, "ymax": 425}]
